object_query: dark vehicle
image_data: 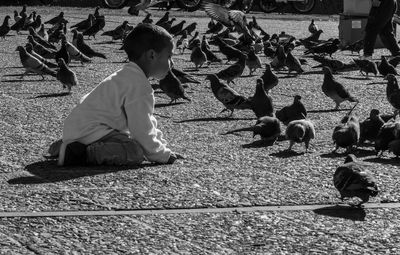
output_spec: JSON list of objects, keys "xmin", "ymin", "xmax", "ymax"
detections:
[
  {"xmin": 258, "ymin": 0, "xmax": 316, "ymax": 13},
  {"xmin": 102, "ymin": 0, "xmax": 203, "ymax": 11}
]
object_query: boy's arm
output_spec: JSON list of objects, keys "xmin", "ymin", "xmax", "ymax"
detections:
[{"xmin": 125, "ymin": 97, "xmax": 171, "ymax": 163}]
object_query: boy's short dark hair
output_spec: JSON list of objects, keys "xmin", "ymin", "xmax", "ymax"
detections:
[{"xmin": 123, "ymin": 23, "xmax": 173, "ymax": 61}]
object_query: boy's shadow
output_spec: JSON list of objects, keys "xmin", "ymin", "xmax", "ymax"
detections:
[{"xmin": 7, "ymin": 160, "xmax": 161, "ymax": 184}]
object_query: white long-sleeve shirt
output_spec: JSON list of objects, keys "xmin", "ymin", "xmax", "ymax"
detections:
[{"xmin": 62, "ymin": 62, "xmax": 171, "ymax": 163}]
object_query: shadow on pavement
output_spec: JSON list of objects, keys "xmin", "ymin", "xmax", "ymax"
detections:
[
  {"xmin": 313, "ymin": 205, "xmax": 366, "ymax": 221},
  {"xmin": 29, "ymin": 92, "xmax": 71, "ymax": 98},
  {"xmin": 8, "ymin": 160, "xmax": 161, "ymax": 184},
  {"xmin": 175, "ymin": 116, "xmax": 254, "ymax": 123},
  {"xmin": 270, "ymin": 149, "xmax": 304, "ymax": 158}
]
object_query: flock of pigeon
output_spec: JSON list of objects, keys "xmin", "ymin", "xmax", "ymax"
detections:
[{"xmin": 2, "ymin": 3, "xmax": 400, "ymax": 206}]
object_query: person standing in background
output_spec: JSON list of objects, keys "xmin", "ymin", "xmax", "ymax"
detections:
[{"xmin": 363, "ymin": 0, "xmax": 400, "ymax": 59}]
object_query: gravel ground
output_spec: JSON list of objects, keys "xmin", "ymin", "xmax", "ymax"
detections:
[{"xmin": 0, "ymin": 5, "xmax": 400, "ymax": 253}]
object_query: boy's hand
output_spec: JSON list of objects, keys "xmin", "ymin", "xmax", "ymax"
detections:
[{"xmin": 167, "ymin": 153, "xmax": 185, "ymax": 164}]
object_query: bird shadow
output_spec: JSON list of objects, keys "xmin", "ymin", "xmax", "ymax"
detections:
[
  {"xmin": 343, "ymin": 76, "xmax": 373, "ymax": 81},
  {"xmin": 1, "ymin": 79, "xmax": 47, "ymax": 83},
  {"xmin": 302, "ymin": 70, "xmax": 324, "ymax": 75},
  {"xmin": 308, "ymin": 108, "xmax": 353, "ymax": 113},
  {"xmin": 155, "ymin": 102, "xmax": 185, "ymax": 108},
  {"xmin": 313, "ymin": 205, "xmax": 366, "ymax": 221},
  {"xmin": 175, "ymin": 116, "xmax": 254, "ymax": 123},
  {"xmin": 320, "ymin": 148, "xmax": 376, "ymax": 159},
  {"xmin": 269, "ymin": 149, "xmax": 304, "ymax": 158},
  {"xmin": 366, "ymin": 81, "xmax": 386, "ymax": 85},
  {"xmin": 93, "ymin": 40, "xmax": 121, "ymax": 45},
  {"xmin": 242, "ymin": 139, "xmax": 276, "ymax": 148},
  {"xmin": 364, "ymin": 157, "xmax": 400, "ymax": 166},
  {"xmin": 28, "ymin": 92, "xmax": 71, "ymax": 99},
  {"xmin": 7, "ymin": 160, "xmax": 162, "ymax": 184}
]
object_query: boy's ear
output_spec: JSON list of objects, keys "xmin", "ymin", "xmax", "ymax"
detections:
[{"xmin": 147, "ymin": 49, "xmax": 157, "ymax": 60}]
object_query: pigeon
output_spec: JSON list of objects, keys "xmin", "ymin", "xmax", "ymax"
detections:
[
  {"xmin": 177, "ymin": 22, "xmax": 197, "ymax": 36},
  {"xmin": 10, "ymin": 12, "xmax": 26, "ymax": 34},
  {"xmin": 28, "ymin": 27, "xmax": 56, "ymax": 50},
  {"xmin": 159, "ymin": 70, "xmax": 191, "ymax": 104},
  {"xmin": 312, "ymin": 55, "xmax": 356, "ymax": 73},
  {"xmin": 341, "ymin": 39, "xmax": 364, "ymax": 55},
  {"xmin": 206, "ymin": 74, "xmax": 252, "ymax": 116},
  {"xmin": 175, "ymin": 31, "xmax": 188, "ymax": 54},
  {"xmin": 19, "ymin": 5, "xmax": 27, "ymax": 17},
  {"xmin": 249, "ymin": 79, "xmax": 274, "ymax": 118},
  {"xmin": 216, "ymin": 53, "xmax": 247, "ymax": 85},
  {"xmin": 285, "ymin": 48, "xmax": 304, "ymax": 75},
  {"xmin": 25, "ymin": 13, "xmax": 41, "ymax": 31},
  {"xmin": 101, "ymin": 20, "xmax": 129, "ymax": 41},
  {"xmin": 224, "ymin": 116, "xmax": 282, "ymax": 144},
  {"xmin": 299, "ymin": 29, "xmax": 323, "ymax": 46},
  {"xmin": 388, "ymin": 139, "xmax": 400, "ymax": 157},
  {"xmin": 83, "ymin": 16, "xmax": 105, "ymax": 39},
  {"xmin": 93, "ymin": 6, "xmax": 101, "ymax": 18},
  {"xmin": 353, "ymin": 58, "xmax": 378, "ymax": 78},
  {"xmin": 142, "ymin": 13, "xmax": 153, "ymax": 24},
  {"xmin": 61, "ymin": 34, "xmax": 91, "ymax": 64},
  {"xmin": 206, "ymin": 20, "xmax": 223, "ymax": 34},
  {"xmin": 27, "ymin": 35, "xmax": 56, "ymax": 59},
  {"xmin": 169, "ymin": 20, "xmax": 185, "ymax": 36},
  {"xmin": 285, "ymin": 119, "xmax": 315, "ymax": 152},
  {"xmin": 171, "ymin": 67, "xmax": 200, "ymax": 84},
  {"xmin": 384, "ymin": 74, "xmax": 400, "ymax": 114},
  {"xmin": 25, "ymin": 43, "xmax": 57, "ymax": 68},
  {"xmin": 56, "ymin": 58, "xmax": 78, "ymax": 92},
  {"xmin": 37, "ymin": 24, "xmax": 48, "ymax": 40},
  {"xmin": 55, "ymin": 40, "xmax": 71, "ymax": 65},
  {"xmin": 260, "ymin": 63, "xmax": 279, "ymax": 92},
  {"xmin": 0, "ymin": 15, "xmax": 11, "ymax": 39},
  {"xmin": 13, "ymin": 10, "xmax": 21, "ymax": 23},
  {"xmin": 308, "ymin": 19, "xmax": 318, "ymax": 34},
  {"xmin": 48, "ymin": 22, "xmax": 67, "ymax": 44},
  {"xmin": 375, "ymin": 121, "xmax": 400, "ymax": 156},
  {"xmin": 304, "ymin": 38, "xmax": 340, "ymax": 57},
  {"xmin": 71, "ymin": 29, "xmax": 80, "ymax": 46},
  {"xmin": 377, "ymin": 55, "xmax": 397, "ymax": 76},
  {"xmin": 270, "ymin": 45, "xmax": 286, "ymax": 70},
  {"xmin": 359, "ymin": 109, "xmax": 386, "ymax": 144},
  {"xmin": 128, "ymin": 0, "xmax": 170, "ymax": 15},
  {"xmin": 158, "ymin": 18, "xmax": 176, "ymax": 32},
  {"xmin": 333, "ymin": 154, "xmax": 378, "ymax": 206},
  {"xmin": 212, "ymin": 36, "xmax": 244, "ymax": 63},
  {"xmin": 155, "ymin": 12, "xmax": 169, "ymax": 26},
  {"xmin": 389, "ymin": 55, "xmax": 400, "ymax": 67},
  {"xmin": 187, "ymin": 31, "xmax": 200, "ymax": 50},
  {"xmin": 71, "ymin": 14, "xmax": 94, "ymax": 32},
  {"xmin": 16, "ymin": 46, "xmax": 56, "ymax": 79},
  {"xmin": 203, "ymin": 2, "xmax": 253, "ymax": 39},
  {"xmin": 246, "ymin": 46, "xmax": 262, "ymax": 75},
  {"xmin": 321, "ymin": 66, "xmax": 358, "ymax": 109},
  {"xmin": 201, "ymin": 36, "xmax": 222, "ymax": 64},
  {"xmin": 190, "ymin": 45, "xmax": 207, "ymax": 70},
  {"xmin": 332, "ymin": 113, "xmax": 360, "ymax": 153},
  {"xmin": 76, "ymin": 33, "xmax": 106, "ymax": 59},
  {"xmin": 45, "ymin": 11, "xmax": 64, "ymax": 25},
  {"xmin": 276, "ymin": 95, "xmax": 307, "ymax": 125}
]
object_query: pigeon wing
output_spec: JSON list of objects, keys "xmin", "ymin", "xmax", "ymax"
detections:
[{"xmin": 203, "ymin": 3, "xmax": 232, "ymax": 28}]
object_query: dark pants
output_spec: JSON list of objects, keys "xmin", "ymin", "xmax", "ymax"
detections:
[{"xmin": 364, "ymin": 0, "xmax": 400, "ymax": 56}]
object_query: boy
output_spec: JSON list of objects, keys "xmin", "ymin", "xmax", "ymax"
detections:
[
  {"xmin": 54, "ymin": 23, "xmax": 181, "ymax": 166},
  {"xmin": 362, "ymin": 0, "xmax": 400, "ymax": 59}
]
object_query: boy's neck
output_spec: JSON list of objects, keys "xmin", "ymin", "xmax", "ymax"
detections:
[{"xmin": 131, "ymin": 59, "xmax": 150, "ymax": 78}]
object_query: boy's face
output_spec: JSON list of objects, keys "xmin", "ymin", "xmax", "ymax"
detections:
[{"xmin": 150, "ymin": 40, "xmax": 174, "ymax": 80}]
